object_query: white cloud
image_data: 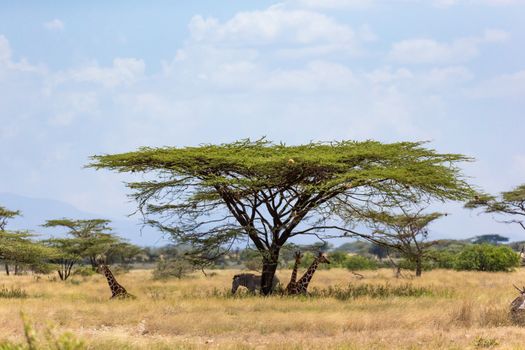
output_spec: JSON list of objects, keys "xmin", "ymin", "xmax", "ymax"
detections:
[
  {"xmin": 0, "ymin": 35, "xmax": 41, "ymax": 74},
  {"xmin": 289, "ymin": 0, "xmax": 375, "ymax": 9},
  {"xmin": 433, "ymin": 0, "xmax": 524, "ymax": 7},
  {"xmin": 188, "ymin": 5, "xmax": 363, "ymax": 56},
  {"xmin": 44, "ymin": 19, "xmax": 64, "ymax": 31},
  {"xmin": 54, "ymin": 58, "xmax": 145, "ymax": 88},
  {"xmin": 467, "ymin": 70, "xmax": 525, "ymax": 99},
  {"xmin": 388, "ymin": 29, "xmax": 509, "ymax": 64}
]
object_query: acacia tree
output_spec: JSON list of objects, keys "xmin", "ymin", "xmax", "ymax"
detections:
[
  {"xmin": 0, "ymin": 231, "xmax": 58, "ymax": 275},
  {"xmin": 353, "ymin": 207, "xmax": 445, "ymax": 277},
  {"xmin": 466, "ymin": 184, "xmax": 525, "ymax": 232},
  {"xmin": 0, "ymin": 206, "xmax": 22, "ymax": 275},
  {"xmin": 0, "ymin": 206, "xmax": 20, "ymax": 231},
  {"xmin": 43, "ymin": 219, "xmax": 125, "ymax": 268},
  {"xmin": 89, "ymin": 139, "xmax": 475, "ymax": 294},
  {"xmin": 43, "ymin": 238, "xmax": 84, "ymax": 280}
]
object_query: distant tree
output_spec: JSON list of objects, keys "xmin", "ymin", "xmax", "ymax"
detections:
[
  {"xmin": 334, "ymin": 241, "xmax": 372, "ymax": 255},
  {"xmin": 470, "ymin": 234, "xmax": 509, "ymax": 245},
  {"xmin": 368, "ymin": 243, "xmax": 389, "ymax": 260},
  {"xmin": 89, "ymin": 139, "xmax": 475, "ymax": 294},
  {"xmin": 43, "ymin": 238, "xmax": 84, "ymax": 280},
  {"xmin": 43, "ymin": 219, "xmax": 139, "ymax": 269},
  {"xmin": 355, "ymin": 207, "xmax": 445, "ymax": 277},
  {"xmin": 0, "ymin": 205, "xmax": 22, "ymax": 274},
  {"xmin": 466, "ymin": 184, "xmax": 525, "ymax": 232},
  {"xmin": 0, "ymin": 231, "xmax": 58, "ymax": 275},
  {"xmin": 0, "ymin": 206, "xmax": 20, "ymax": 231}
]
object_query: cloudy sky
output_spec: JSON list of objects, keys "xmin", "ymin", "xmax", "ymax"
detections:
[{"xmin": 1, "ymin": 0, "xmax": 524, "ymax": 243}]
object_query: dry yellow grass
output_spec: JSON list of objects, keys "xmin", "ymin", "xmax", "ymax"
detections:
[{"xmin": 1, "ymin": 268, "xmax": 525, "ymax": 349}]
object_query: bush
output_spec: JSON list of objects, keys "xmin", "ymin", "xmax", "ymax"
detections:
[
  {"xmin": 345, "ymin": 255, "xmax": 378, "ymax": 270},
  {"xmin": 0, "ymin": 286, "xmax": 28, "ymax": 299},
  {"xmin": 153, "ymin": 258, "xmax": 195, "ymax": 280},
  {"xmin": 327, "ymin": 251, "xmax": 349, "ymax": 267},
  {"xmin": 73, "ymin": 266, "xmax": 96, "ymax": 277},
  {"xmin": 454, "ymin": 244, "xmax": 519, "ymax": 272}
]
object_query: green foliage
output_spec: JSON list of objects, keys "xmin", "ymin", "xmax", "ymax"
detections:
[
  {"xmin": 153, "ymin": 257, "xmax": 195, "ymax": 280},
  {"xmin": 327, "ymin": 251, "xmax": 349, "ymax": 267},
  {"xmin": 72, "ymin": 266, "xmax": 96, "ymax": 277},
  {"xmin": 466, "ymin": 184, "xmax": 525, "ymax": 232},
  {"xmin": 454, "ymin": 244, "xmax": 520, "ymax": 272},
  {"xmin": 89, "ymin": 139, "xmax": 476, "ymax": 294},
  {"xmin": 43, "ymin": 219, "xmax": 141, "ymax": 270},
  {"xmin": 0, "ymin": 231, "xmax": 59, "ymax": 274},
  {"xmin": 344, "ymin": 255, "xmax": 379, "ymax": 270},
  {"xmin": 0, "ymin": 206, "xmax": 21, "ymax": 231},
  {"xmin": 0, "ymin": 286, "xmax": 27, "ymax": 299}
]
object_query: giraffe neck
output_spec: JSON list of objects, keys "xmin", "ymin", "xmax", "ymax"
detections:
[
  {"xmin": 298, "ymin": 258, "xmax": 320, "ymax": 287},
  {"xmin": 290, "ymin": 259, "xmax": 300, "ymax": 284},
  {"xmin": 101, "ymin": 265, "xmax": 126, "ymax": 295}
]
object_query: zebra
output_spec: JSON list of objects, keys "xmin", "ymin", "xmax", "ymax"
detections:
[{"xmin": 231, "ymin": 273, "xmax": 280, "ymax": 294}]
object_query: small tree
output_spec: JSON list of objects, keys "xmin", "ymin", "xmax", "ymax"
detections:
[
  {"xmin": 454, "ymin": 244, "xmax": 519, "ymax": 272},
  {"xmin": 466, "ymin": 184, "xmax": 525, "ymax": 232},
  {"xmin": 0, "ymin": 231, "xmax": 58, "ymax": 275},
  {"xmin": 43, "ymin": 238, "xmax": 84, "ymax": 280},
  {"xmin": 356, "ymin": 207, "xmax": 445, "ymax": 277},
  {"xmin": 89, "ymin": 139, "xmax": 475, "ymax": 294},
  {"xmin": 42, "ymin": 219, "xmax": 129, "ymax": 269}
]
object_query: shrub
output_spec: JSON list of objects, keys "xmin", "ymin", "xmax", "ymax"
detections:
[
  {"xmin": 344, "ymin": 255, "xmax": 378, "ymax": 270},
  {"xmin": 153, "ymin": 258, "xmax": 195, "ymax": 280},
  {"xmin": 0, "ymin": 286, "xmax": 27, "ymax": 299},
  {"xmin": 327, "ymin": 251, "xmax": 349, "ymax": 267},
  {"xmin": 454, "ymin": 244, "xmax": 519, "ymax": 272},
  {"xmin": 73, "ymin": 266, "xmax": 96, "ymax": 277}
]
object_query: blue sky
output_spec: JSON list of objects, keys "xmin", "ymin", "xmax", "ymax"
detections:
[{"xmin": 1, "ymin": 0, "xmax": 524, "ymax": 243}]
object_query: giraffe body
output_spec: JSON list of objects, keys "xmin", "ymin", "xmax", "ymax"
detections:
[
  {"xmin": 511, "ymin": 285, "xmax": 525, "ymax": 324},
  {"xmin": 97, "ymin": 264, "xmax": 135, "ymax": 299},
  {"xmin": 287, "ymin": 252, "xmax": 330, "ymax": 295},
  {"xmin": 285, "ymin": 251, "xmax": 302, "ymax": 293}
]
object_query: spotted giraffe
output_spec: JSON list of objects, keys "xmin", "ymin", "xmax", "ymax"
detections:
[
  {"xmin": 96, "ymin": 263, "xmax": 135, "ymax": 299},
  {"xmin": 287, "ymin": 252, "xmax": 330, "ymax": 295},
  {"xmin": 285, "ymin": 251, "xmax": 303, "ymax": 293},
  {"xmin": 510, "ymin": 284, "xmax": 525, "ymax": 324}
]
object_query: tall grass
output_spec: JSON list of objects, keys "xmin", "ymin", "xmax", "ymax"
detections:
[
  {"xmin": 0, "ymin": 268, "xmax": 523, "ymax": 349},
  {"xmin": 0, "ymin": 286, "xmax": 27, "ymax": 299}
]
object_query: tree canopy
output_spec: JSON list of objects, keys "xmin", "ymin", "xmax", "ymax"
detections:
[
  {"xmin": 466, "ymin": 184, "xmax": 525, "ymax": 231},
  {"xmin": 89, "ymin": 139, "xmax": 476, "ymax": 294}
]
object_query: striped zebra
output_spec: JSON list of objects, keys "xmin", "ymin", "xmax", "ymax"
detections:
[{"xmin": 231, "ymin": 273, "xmax": 280, "ymax": 294}]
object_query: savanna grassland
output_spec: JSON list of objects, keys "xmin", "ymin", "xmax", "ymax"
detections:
[{"xmin": 1, "ymin": 268, "xmax": 525, "ymax": 349}]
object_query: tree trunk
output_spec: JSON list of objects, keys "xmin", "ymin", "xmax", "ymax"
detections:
[
  {"xmin": 415, "ymin": 256, "xmax": 422, "ymax": 277},
  {"xmin": 260, "ymin": 247, "xmax": 280, "ymax": 296},
  {"xmin": 4, "ymin": 263, "xmax": 9, "ymax": 276}
]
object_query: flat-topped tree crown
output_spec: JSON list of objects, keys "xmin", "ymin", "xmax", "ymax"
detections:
[
  {"xmin": 466, "ymin": 184, "xmax": 525, "ymax": 231},
  {"xmin": 89, "ymin": 138, "xmax": 476, "ymax": 295}
]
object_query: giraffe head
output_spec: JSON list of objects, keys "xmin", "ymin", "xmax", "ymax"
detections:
[
  {"xmin": 316, "ymin": 252, "xmax": 330, "ymax": 264},
  {"xmin": 95, "ymin": 254, "xmax": 108, "ymax": 274},
  {"xmin": 294, "ymin": 251, "xmax": 303, "ymax": 264}
]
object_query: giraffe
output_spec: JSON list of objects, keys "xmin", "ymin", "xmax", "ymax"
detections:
[
  {"xmin": 285, "ymin": 251, "xmax": 303, "ymax": 293},
  {"xmin": 510, "ymin": 284, "xmax": 525, "ymax": 324},
  {"xmin": 96, "ymin": 263, "xmax": 135, "ymax": 299},
  {"xmin": 287, "ymin": 252, "xmax": 330, "ymax": 295}
]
